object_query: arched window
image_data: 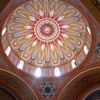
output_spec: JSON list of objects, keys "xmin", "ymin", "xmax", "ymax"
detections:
[
  {"xmin": 54, "ymin": 67, "xmax": 61, "ymax": 77},
  {"xmin": 2, "ymin": 27, "xmax": 6, "ymax": 36},
  {"xmin": 71, "ymin": 60, "xmax": 77, "ymax": 69},
  {"xmin": 17, "ymin": 60, "xmax": 24, "ymax": 70},
  {"xmin": 34, "ymin": 68, "xmax": 42, "ymax": 77},
  {"xmin": 5, "ymin": 46, "xmax": 11, "ymax": 56},
  {"xmin": 84, "ymin": 45, "xmax": 89, "ymax": 55}
]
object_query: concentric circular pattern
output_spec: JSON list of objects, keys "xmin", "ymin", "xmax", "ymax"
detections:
[
  {"xmin": 2, "ymin": 0, "xmax": 92, "ymax": 77},
  {"xmin": 34, "ymin": 18, "xmax": 60, "ymax": 42}
]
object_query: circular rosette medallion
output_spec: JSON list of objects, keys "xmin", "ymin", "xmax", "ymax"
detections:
[
  {"xmin": 34, "ymin": 18, "xmax": 60, "ymax": 42},
  {"xmin": 2, "ymin": 0, "xmax": 92, "ymax": 77}
]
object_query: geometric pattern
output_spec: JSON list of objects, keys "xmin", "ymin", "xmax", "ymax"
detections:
[
  {"xmin": 2, "ymin": 0, "xmax": 92, "ymax": 76},
  {"xmin": 6, "ymin": 0, "xmax": 89, "ymax": 67},
  {"xmin": 96, "ymin": 43, "xmax": 100, "ymax": 57},
  {"xmin": 40, "ymin": 82, "xmax": 55, "ymax": 99}
]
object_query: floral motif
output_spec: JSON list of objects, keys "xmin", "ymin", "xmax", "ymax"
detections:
[{"xmin": 6, "ymin": 0, "xmax": 89, "ymax": 68}]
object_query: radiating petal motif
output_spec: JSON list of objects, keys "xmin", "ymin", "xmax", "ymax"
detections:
[{"xmin": 5, "ymin": 0, "xmax": 90, "ymax": 69}]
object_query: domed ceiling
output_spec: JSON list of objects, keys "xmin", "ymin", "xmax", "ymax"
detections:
[{"xmin": 1, "ymin": 0, "xmax": 92, "ymax": 77}]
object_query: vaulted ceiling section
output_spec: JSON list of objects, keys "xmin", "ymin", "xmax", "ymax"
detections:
[{"xmin": 0, "ymin": 0, "xmax": 100, "ymax": 100}]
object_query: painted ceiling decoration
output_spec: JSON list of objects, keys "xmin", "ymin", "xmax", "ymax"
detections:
[
  {"xmin": 1, "ymin": 0, "xmax": 100, "ymax": 100},
  {"xmin": 96, "ymin": 43, "xmax": 100, "ymax": 57},
  {"xmin": 2, "ymin": 0, "xmax": 92, "ymax": 77},
  {"xmin": 40, "ymin": 82, "xmax": 55, "ymax": 99}
]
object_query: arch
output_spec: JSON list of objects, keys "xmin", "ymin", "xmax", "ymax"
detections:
[
  {"xmin": 0, "ymin": 66, "xmax": 38, "ymax": 100},
  {"xmin": 56, "ymin": 65, "xmax": 100, "ymax": 100}
]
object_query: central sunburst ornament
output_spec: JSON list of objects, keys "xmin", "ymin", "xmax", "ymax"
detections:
[
  {"xmin": 2, "ymin": 0, "xmax": 92, "ymax": 77},
  {"xmin": 34, "ymin": 18, "xmax": 60, "ymax": 42},
  {"xmin": 8, "ymin": 0, "xmax": 87, "ymax": 67}
]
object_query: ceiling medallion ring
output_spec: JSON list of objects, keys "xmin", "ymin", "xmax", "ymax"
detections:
[
  {"xmin": 1, "ymin": 0, "xmax": 92, "ymax": 77},
  {"xmin": 34, "ymin": 18, "xmax": 60, "ymax": 42}
]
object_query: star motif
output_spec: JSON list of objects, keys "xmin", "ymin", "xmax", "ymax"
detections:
[{"xmin": 40, "ymin": 82, "xmax": 55, "ymax": 99}]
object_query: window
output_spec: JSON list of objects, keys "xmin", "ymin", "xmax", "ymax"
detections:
[
  {"xmin": 2, "ymin": 27, "xmax": 6, "ymax": 36},
  {"xmin": 87, "ymin": 26, "xmax": 91, "ymax": 35},
  {"xmin": 5, "ymin": 46, "xmax": 11, "ymax": 56},
  {"xmin": 34, "ymin": 68, "xmax": 42, "ymax": 77},
  {"xmin": 54, "ymin": 67, "xmax": 61, "ymax": 77},
  {"xmin": 17, "ymin": 60, "xmax": 24, "ymax": 70},
  {"xmin": 84, "ymin": 45, "xmax": 89, "ymax": 55},
  {"xmin": 71, "ymin": 60, "xmax": 77, "ymax": 69}
]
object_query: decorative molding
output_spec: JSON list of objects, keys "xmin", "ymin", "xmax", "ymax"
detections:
[
  {"xmin": 0, "ymin": 75, "xmax": 19, "ymax": 88},
  {"xmin": 86, "ymin": 90, "xmax": 100, "ymax": 100},
  {"xmin": 91, "ymin": 0, "xmax": 100, "ymax": 11},
  {"xmin": 81, "ymin": 82, "xmax": 100, "ymax": 100},
  {"xmin": 66, "ymin": 73, "xmax": 98, "ymax": 99},
  {"xmin": 0, "ymin": 87, "xmax": 16, "ymax": 100},
  {"xmin": 0, "ymin": 52, "xmax": 9, "ymax": 67}
]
